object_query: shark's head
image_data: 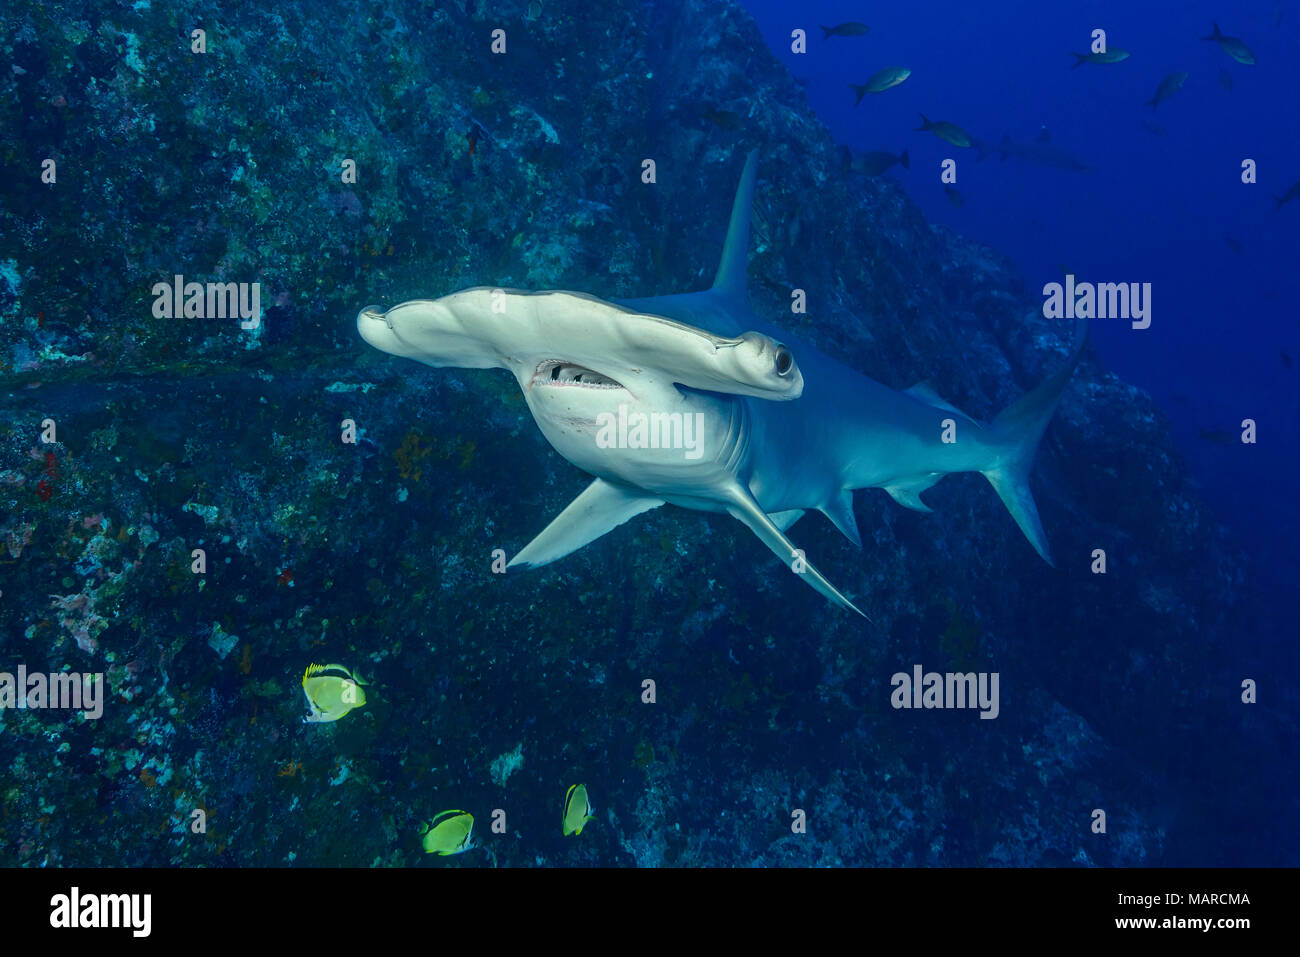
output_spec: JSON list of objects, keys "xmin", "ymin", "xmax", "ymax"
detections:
[
  {"xmin": 358, "ymin": 288, "xmax": 801, "ymax": 490},
  {"xmin": 518, "ymin": 341, "xmax": 763, "ymax": 490}
]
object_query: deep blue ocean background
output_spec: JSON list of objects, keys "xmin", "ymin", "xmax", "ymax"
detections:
[
  {"xmin": 742, "ymin": 0, "xmax": 1298, "ymax": 595},
  {"xmin": 739, "ymin": 0, "xmax": 1300, "ymax": 862},
  {"xmin": 746, "ymin": 0, "xmax": 1300, "ymax": 815}
]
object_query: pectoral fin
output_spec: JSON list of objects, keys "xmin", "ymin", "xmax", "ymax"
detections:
[
  {"xmin": 724, "ymin": 486, "xmax": 867, "ymax": 618},
  {"xmin": 508, "ymin": 478, "xmax": 664, "ymax": 569}
]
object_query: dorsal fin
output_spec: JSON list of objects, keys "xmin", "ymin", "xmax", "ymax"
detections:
[
  {"xmin": 903, "ymin": 381, "xmax": 977, "ymax": 423},
  {"xmin": 712, "ymin": 149, "xmax": 759, "ymax": 299}
]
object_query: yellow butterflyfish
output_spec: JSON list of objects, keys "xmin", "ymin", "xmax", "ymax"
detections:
[
  {"xmin": 301, "ymin": 662, "xmax": 367, "ymax": 723},
  {"xmin": 422, "ymin": 810, "xmax": 475, "ymax": 856},
  {"xmin": 562, "ymin": 784, "xmax": 596, "ymax": 837}
]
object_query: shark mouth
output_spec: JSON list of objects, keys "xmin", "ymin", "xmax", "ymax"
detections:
[{"xmin": 532, "ymin": 360, "xmax": 625, "ymax": 390}]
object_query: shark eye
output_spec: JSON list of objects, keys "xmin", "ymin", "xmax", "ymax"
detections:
[{"xmin": 774, "ymin": 346, "xmax": 794, "ymax": 377}]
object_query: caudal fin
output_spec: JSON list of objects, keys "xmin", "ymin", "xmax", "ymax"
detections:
[
  {"xmin": 898, "ymin": 148, "xmax": 910, "ymax": 169},
  {"xmin": 981, "ymin": 317, "xmax": 1088, "ymax": 565},
  {"xmin": 1202, "ymin": 22, "xmax": 1223, "ymax": 41},
  {"xmin": 1071, "ymin": 52, "xmax": 1087, "ymax": 67}
]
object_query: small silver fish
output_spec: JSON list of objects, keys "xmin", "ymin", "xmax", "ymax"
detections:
[
  {"xmin": 820, "ymin": 22, "xmax": 869, "ymax": 38},
  {"xmin": 850, "ymin": 66, "xmax": 911, "ymax": 104},
  {"xmin": 1202, "ymin": 22, "xmax": 1255, "ymax": 65},
  {"xmin": 1145, "ymin": 72, "xmax": 1188, "ymax": 109},
  {"xmin": 916, "ymin": 114, "xmax": 972, "ymax": 147},
  {"xmin": 1071, "ymin": 49, "xmax": 1130, "ymax": 67}
]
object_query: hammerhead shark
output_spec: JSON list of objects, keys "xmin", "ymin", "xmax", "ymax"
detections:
[{"xmin": 357, "ymin": 151, "xmax": 1086, "ymax": 616}]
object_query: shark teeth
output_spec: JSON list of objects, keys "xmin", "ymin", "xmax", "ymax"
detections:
[
  {"xmin": 547, "ymin": 379, "xmax": 623, "ymax": 389},
  {"xmin": 534, "ymin": 360, "xmax": 625, "ymax": 389}
]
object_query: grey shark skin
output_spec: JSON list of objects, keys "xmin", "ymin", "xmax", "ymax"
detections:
[{"xmin": 358, "ymin": 152, "xmax": 1087, "ymax": 616}]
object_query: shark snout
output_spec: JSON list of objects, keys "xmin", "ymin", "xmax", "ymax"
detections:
[
  {"xmin": 357, "ymin": 302, "xmax": 414, "ymax": 358},
  {"xmin": 357, "ymin": 296, "xmax": 503, "ymax": 368},
  {"xmin": 357, "ymin": 304, "xmax": 390, "ymax": 329}
]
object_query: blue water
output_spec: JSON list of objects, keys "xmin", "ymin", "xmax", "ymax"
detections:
[{"xmin": 742, "ymin": 0, "xmax": 1299, "ymax": 594}]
